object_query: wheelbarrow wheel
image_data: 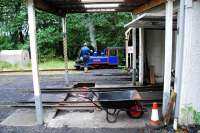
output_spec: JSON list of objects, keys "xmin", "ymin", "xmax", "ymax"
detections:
[{"xmin": 127, "ymin": 102, "xmax": 143, "ymax": 119}]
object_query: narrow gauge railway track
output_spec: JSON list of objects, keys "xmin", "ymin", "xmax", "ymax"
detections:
[
  {"xmin": 5, "ymin": 91, "xmax": 163, "ymax": 109},
  {"xmin": 36, "ymin": 85, "xmax": 163, "ymax": 93},
  {"xmin": 0, "ymin": 68, "xmax": 76, "ymax": 73},
  {"xmin": 3, "ymin": 100, "xmax": 162, "ymax": 109},
  {"xmin": 8, "ymin": 85, "xmax": 164, "ymax": 109}
]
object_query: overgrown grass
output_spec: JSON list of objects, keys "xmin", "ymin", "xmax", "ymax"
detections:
[
  {"xmin": 0, "ymin": 59, "xmax": 75, "ymax": 71},
  {"xmin": 0, "ymin": 61, "xmax": 22, "ymax": 71},
  {"xmin": 39, "ymin": 59, "xmax": 75, "ymax": 70}
]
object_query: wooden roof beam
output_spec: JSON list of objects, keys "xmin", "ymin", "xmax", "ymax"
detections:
[
  {"xmin": 64, "ymin": 8, "xmax": 134, "ymax": 13},
  {"xmin": 45, "ymin": 0, "xmax": 146, "ymax": 4},
  {"xmin": 34, "ymin": 0, "xmax": 66, "ymax": 16},
  {"xmin": 133, "ymin": 0, "xmax": 166, "ymax": 14}
]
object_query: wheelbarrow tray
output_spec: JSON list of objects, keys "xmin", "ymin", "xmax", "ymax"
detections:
[{"xmin": 98, "ymin": 90, "xmax": 141, "ymax": 109}]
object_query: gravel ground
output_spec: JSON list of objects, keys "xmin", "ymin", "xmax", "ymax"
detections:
[{"xmin": 0, "ymin": 69, "xmax": 169, "ymax": 133}]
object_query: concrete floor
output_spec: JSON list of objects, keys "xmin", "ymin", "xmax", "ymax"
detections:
[
  {"xmin": 47, "ymin": 110, "xmax": 149, "ymax": 128},
  {"xmin": 0, "ymin": 69, "xmax": 165, "ymax": 132},
  {"xmin": 0, "ymin": 108, "xmax": 151, "ymax": 128}
]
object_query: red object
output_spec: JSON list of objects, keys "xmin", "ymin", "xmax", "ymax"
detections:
[
  {"xmin": 127, "ymin": 103, "xmax": 143, "ymax": 118},
  {"xmin": 81, "ymin": 86, "xmax": 89, "ymax": 95},
  {"xmin": 152, "ymin": 102, "xmax": 158, "ymax": 109}
]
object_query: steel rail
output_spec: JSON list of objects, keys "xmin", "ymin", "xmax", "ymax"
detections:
[
  {"xmin": 0, "ymin": 100, "xmax": 162, "ymax": 108},
  {"xmin": 0, "ymin": 68, "xmax": 77, "ymax": 73}
]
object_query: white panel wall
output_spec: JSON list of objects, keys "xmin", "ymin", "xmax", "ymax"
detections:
[
  {"xmin": 145, "ymin": 30, "xmax": 176, "ymax": 83},
  {"xmin": 0, "ymin": 50, "xmax": 30, "ymax": 66},
  {"xmin": 179, "ymin": 1, "xmax": 200, "ymax": 125},
  {"xmin": 145, "ymin": 30, "xmax": 165, "ymax": 83}
]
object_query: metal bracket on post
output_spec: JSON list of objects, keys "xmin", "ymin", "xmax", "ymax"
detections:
[
  {"xmin": 62, "ymin": 17, "xmax": 69, "ymax": 86},
  {"xmin": 27, "ymin": 0, "xmax": 43, "ymax": 125}
]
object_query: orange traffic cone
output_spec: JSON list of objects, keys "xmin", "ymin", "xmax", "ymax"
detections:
[{"xmin": 150, "ymin": 102, "xmax": 160, "ymax": 126}]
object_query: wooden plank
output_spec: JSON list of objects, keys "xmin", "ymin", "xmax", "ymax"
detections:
[
  {"xmin": 133, "ymin": 0, "xmax": 166, "ymax": 14},
  {"xmin": 149, "ymin": 65, "xmax": 155, "ymax": 85},
  {"xmin": 164, "ymin": 91, "xmax": 176, "ymax": 125}
]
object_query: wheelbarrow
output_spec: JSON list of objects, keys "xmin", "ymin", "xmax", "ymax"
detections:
[{"xmin": 84, "ymin": 89, "xmax": 144, "ymax": 123}]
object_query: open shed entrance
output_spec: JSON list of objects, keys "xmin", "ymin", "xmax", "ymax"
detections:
[{"xmin": 24, "ymin": 0, "xmax": 173, "ymax": 126}]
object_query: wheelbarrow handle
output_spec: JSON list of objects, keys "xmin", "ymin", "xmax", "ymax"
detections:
[
  {"xmin": 78, "ymin": 95, "xmax": 102, "ymax": 110},
  {"xmin": 88, "ymin": 88, "xmax": 98, "ymax": 98}
]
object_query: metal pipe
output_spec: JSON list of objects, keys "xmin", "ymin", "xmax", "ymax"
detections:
[{"xmin": 27, "ymin": 0, "xmax": 43, "ymax": 125}]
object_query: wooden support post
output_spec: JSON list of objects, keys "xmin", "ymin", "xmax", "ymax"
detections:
[
  {"xmin": 62, "ymin": 17, "xmax": 69, "ymax": 86},
  {"xmin": 27, "ymin": 0, "xmax": 43, "ymax": 124},
  {"xmin": 139, "ymin": 28, "xmax": 144, "ymax": 85},
  {"xmin": 125, "ymin": 35, "xmax": 129, "ymax": 68},
  {"xmin": 163, "ymin": 0, "xmax": 173, "ymax": 115},
  {"xmin": 125, "ymin": 28, "xmax": 131, "ymax": 69},
  {"xmin": 173, "ymin": 0, "xmax": 185, "ymax": 128},
  {"xmin": 132, "ymin": 28, "xmax": 136, "ymax": 85}
]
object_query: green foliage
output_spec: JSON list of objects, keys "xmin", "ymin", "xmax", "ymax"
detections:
[
  {"xmin": 0, "ymin": 61, "xmax": 20, "ymax": 70},
  {"xmin": 36, "ymin": 27, "xmax": 62, "ymax": 62},
  {"xmin": 0, "ymin": 36, "xmax": 14, "ymax": 50},
  {"xmin": 39, "ymin": 59, "xmax": 75, "ymax": 70},
  {"xmin": 0, "ymin": 1, "xmax": 132, "ymax": 62},
  {"xmin": 181, "ymin": 104, "xmax": 200, "ymax": 125},
  {"xmin": 0, "ymin": 61, "xmax": 13, "ymax": 70},
  {"xmin": 193, "ymin": 111, "xmax": 200, "ymax": 124}
]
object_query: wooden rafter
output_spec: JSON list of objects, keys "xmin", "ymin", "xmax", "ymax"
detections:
[
  {"xmin": 33, "ymin": 0, "xmax": 149, "ymax": 15},
  {"xmin": 133, "ymin": 0, "xmax": 166, "ymax": 14},
  {"xmin": 34, "ymin": 0, "xmax": 65, "ymax": 16}
]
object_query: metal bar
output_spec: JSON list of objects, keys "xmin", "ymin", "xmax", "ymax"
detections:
[
  {"xmin": 0, "ymin": 69, "xmax": 77, "ymax": 73},
  {"xmin": 162, "ymin": 0, "xmax": 173, "ymax": 115},
  {"xmin": 27, "ymin": 0, "xmax": 43, "ymax": 125},
  {"xmin": 42, "ymin": 84, "xmax": 163, "ymax": 90},
  {"xmin": 12, "ymin": 105, "xmax": 96, "ymax": 108},
  {"xmin": 12, "ymin": 101, "xmax": 163, "ymax": 108},
  {"xmin": 1, "ymin": 100, "xmax": 163, "ymax": 108},
  {"xmin": 19, "ymin": 84, "xmax": 163, "ymax": 91},
  {"xmin": 18, "ymin": 101, "xmax": 99, "ymax": 104},
  {"xmin": 92, "ymin": 73, "xmax": 129, "ymax": 76},
  {"xmin": 17, "ymin": 99, "xmax": 163, "ymax": 105},
  {"xmin": 24, "ymin": 88, "xmax": 163, "ymax": 94}
]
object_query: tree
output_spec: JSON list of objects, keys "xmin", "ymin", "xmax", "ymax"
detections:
[{"xmin": 0, "ymin": 0, "xmax": 132, "ymax": 61}]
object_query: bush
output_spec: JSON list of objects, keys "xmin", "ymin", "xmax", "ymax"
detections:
[{"xmin": 0, "ymin": 36, "xmax": 14, "ymax": 50}]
